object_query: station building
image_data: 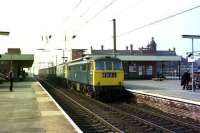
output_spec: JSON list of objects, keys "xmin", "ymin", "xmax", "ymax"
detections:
[
  {"xmin": 83, "ymin": 37, "xmax": 181, "ymax": 80},
  {"xmin": 0, "ymin": 48, "xmax": 34, "ymax": 80}
]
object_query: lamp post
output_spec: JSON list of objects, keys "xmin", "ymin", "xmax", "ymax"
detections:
[
  {"xmin": 56, "ymin": 48, "xmax": 65, "ymax": 63},
  {"xmin": 182, "ymin": 34, "xmax": 200, "ymax": 92},
  {"xmin": 113, "ymin": 19, "xmax": 116, "ymax": 57},
  {"xmin": 63, "ymin": 34, "xmax": 76, "ymax": 62}
]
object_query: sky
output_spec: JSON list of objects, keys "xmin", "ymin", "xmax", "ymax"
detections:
[{"xmin": 0, "ymin": 0, "xmax": 200, "ymax": 67}]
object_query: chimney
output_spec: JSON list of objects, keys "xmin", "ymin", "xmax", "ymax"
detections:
[
  {"xmin": 173, "ymin": 47, "xmax": 176, "ymax": 51},
  {"xmin": 101, "ymin": 45, "xmax": 104, "ymax": 51},
  {"xmin": 126, "ymin": 46, "xmax": 128, "ymax": 50},
  {"xmin": 90, "ymin": 46, "xmax": 93, "ymax": 51},
  {"xmin": 130, "ymin": 44, "xmax": 133, "ymax": 53}
]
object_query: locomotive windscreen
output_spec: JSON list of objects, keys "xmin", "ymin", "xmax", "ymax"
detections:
[{"xmin": 95, "ymin": 60, "xmax": 122, "ymax": 70}]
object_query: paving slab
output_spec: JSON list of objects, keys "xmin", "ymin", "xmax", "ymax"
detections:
[{"xmin": 0, "ymin": 81, "xmax": 81, "ymax": 133}]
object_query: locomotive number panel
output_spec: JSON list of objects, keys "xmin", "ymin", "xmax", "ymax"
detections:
[{"xmin": 102, "ymin": 72, "xmax": 116, "ymax": 78}]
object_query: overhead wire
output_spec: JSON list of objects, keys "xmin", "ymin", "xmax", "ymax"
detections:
[
  {"xmin": 75, "ymin": 0, "xmax": 147, "ymax": 44},
  {"xmin": 80, "ymin": 0, "xmax": 99, "ymax": 17},
  {"xmin": 85, "ymin": 0, "xmax": 118, "ymax": 24},
  {"xmin": 69, "ymin": 0, "xmax": 118, "ymax": 39},
  {"xmin": 71, "ymin": 0, "xmax": 140, "ymax": 34},
  {"xmin": 96, "ymin": 4, "xmax": 200, "ymax": 44},
  {"xmin": 72, "ymin": 0, "xmax": 82, "ymax": 11},
  {"xmin": 65, "ymin": 1, "xmax": 200, "ymax": 48},
  {"xmin": 66, "ymin": 0, "xmax": 117, "ymax": 33},
  {"xmin": 63, "ymin": 0, "xmax": 83, "ymax": 26},
  {"xmin": 71, "ymin": 0, "xmax": 146, "ymax": 45},
  {"xmin": 112, "ymin": 0, "xmax": 146, "ymax": 19},
  {"xmin": 118, "ymin": 4, "xmax": 200, "ymax": 37}
]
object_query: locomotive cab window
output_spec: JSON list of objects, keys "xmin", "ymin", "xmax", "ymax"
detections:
[
  {"xmin": 96, "ymin": 61, "xmax": 104, "ymax": 70},
  {"xmin": 105, "ymin": 61, "xmax": 112, "ymax": 70},
  {"xmin": 114, "ymin": 62, "xmax": 122, "ymax": 70}
]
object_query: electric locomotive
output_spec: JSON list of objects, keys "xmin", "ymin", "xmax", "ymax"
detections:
[
  {"xmin": 67, "ymin": 56, "xmax": 124, "ymax": 99},
  {"xmin": 38, "ymin": 56, "xmax": 125, "ymax": 100}
]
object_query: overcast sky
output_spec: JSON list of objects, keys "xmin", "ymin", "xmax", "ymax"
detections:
[{"xmin": 0, "ymin": 0, "xmax": 200, "ymax": 66}]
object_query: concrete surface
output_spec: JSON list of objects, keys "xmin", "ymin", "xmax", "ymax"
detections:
[
  {"xmin": 0, "ymin": 81, "xmax": 79, "ymax": 133},
  {"xmin": 124, "ymin": 80, "xmax": 200, "ymax": 104}
]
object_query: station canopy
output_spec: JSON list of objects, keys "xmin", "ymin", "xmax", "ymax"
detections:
[{"xmin": 0, "ymin": 48, "xmax": 34, "ymax": 68}]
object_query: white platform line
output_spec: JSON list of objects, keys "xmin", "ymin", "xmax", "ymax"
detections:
[{"xmin": 38, "ymin": 82, "xmax": 83, "ymax": 133}]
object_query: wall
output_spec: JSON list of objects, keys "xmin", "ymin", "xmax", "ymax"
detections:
[{"xmin": 134, "ymin": 93, "xmax": 200, "ymax": 122}]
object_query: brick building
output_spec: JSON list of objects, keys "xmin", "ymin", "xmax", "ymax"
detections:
[{"xmin": 83, "ymin": 37, "xmax": 181, "ymax": 79}]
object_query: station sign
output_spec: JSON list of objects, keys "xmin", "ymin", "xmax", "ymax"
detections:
[{"xmin": 188, "ymin": 56, "xmax": 195, "ymax": 62}]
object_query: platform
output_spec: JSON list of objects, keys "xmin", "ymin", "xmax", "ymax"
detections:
[
  {"xmin": 124, "ymin": 80, "xmax": 200, "ymax": 104},
  {"xmin": 0, "ymin": 81, "xmax": 81, "ymax": 133},
  {"xmin": 124, "ymin": 80, "xmax": 200, "ymax": 121}
]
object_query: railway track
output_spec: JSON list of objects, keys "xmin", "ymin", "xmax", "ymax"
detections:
[
  {"xmin": 109, "ymin": 103, "xmax": 200, "ymax": 133},
  {"xmin": 40, "ymin": 80, "xmax": 200, "ymax": 133},
  {"xmin": 40, "ymin": 80, "xmax": 121, "ymax": 133}
]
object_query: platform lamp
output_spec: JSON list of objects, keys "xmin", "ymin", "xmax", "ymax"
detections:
[
  {"xmin": 182, "ymin": 34, "xmax": 200, "ymax": 92},
  {"xmin": 61, "ymin": 34, "xmax": 77, "ymax": 63}
]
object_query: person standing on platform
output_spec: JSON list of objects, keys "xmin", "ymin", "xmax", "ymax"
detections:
[
  {"xmin": 196, "ymin": 73, "xmax": 200, "ymax": 89},
  {"xmin": 181, "ymin": 70, "xmax": 190, "ymax": 90},
  {"xmin": 9, "ymin": 70, "xmax": 14, "ymax": 92},
  {"xmin": 186, "ymin": 71, "xmax": 191, "ymax": 90}
]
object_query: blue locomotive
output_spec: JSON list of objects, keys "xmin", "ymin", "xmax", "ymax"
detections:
[{"xmin": 39, "ymin": 56, "xmax": 125, "ymax": 100}]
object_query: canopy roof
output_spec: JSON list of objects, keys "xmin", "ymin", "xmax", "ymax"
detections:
[{"xmin": 0, "ymin": 54, "xmax": 34, "ymax": 68}]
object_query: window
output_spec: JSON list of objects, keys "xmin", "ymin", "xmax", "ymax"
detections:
[
  {"xmin": 138, "ymin": 66, "xmax": 143, "ymax": 76},
  {"xmin": 146, "ymin": 65, "xmax": 152, "ymax": 75},
  {"xmin": 105, "ymin": 61, "xmax": 112, "ymax": 70},
  {"xmin": 81, "ymin": 65, "xmax": 86, "ymax": 71},
  {"xmin": 129, "ymin": 64, "xmax": 137, "ymax": 72},
  {"xmin": 114, "ymin": 62, "xmax": 122, "ymax": 70},
  {"xmin": 96, "ymin": 61, "xmax": 104, "ymax": 70}
]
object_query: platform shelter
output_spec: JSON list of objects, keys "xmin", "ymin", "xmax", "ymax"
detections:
[{"xmin": 0, "ymin": 48, "xmax": 34, "ymax": 80}]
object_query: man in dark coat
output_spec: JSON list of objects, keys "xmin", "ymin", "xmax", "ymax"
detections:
[
  {"xmin": 9, "ymin": 70, "xmax": 14, "ymax": 92},
  {"xmin": 181, "ymin": 71, "xmax": 190, "ymax": 90}
]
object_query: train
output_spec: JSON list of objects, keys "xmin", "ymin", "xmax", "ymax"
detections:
[{"xmin": 38, "ymin": 56, "xmax": 128, "ymax": 101}]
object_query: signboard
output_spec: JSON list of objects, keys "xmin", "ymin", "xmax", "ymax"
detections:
[{"xmin": 188, "ymin": 56, "xmax": 195, "ymax": 62}]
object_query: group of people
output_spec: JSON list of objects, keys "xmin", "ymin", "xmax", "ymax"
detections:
[{"xmin": 181, "ymin": 70, "xmax": 200, "ymax": 90}]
